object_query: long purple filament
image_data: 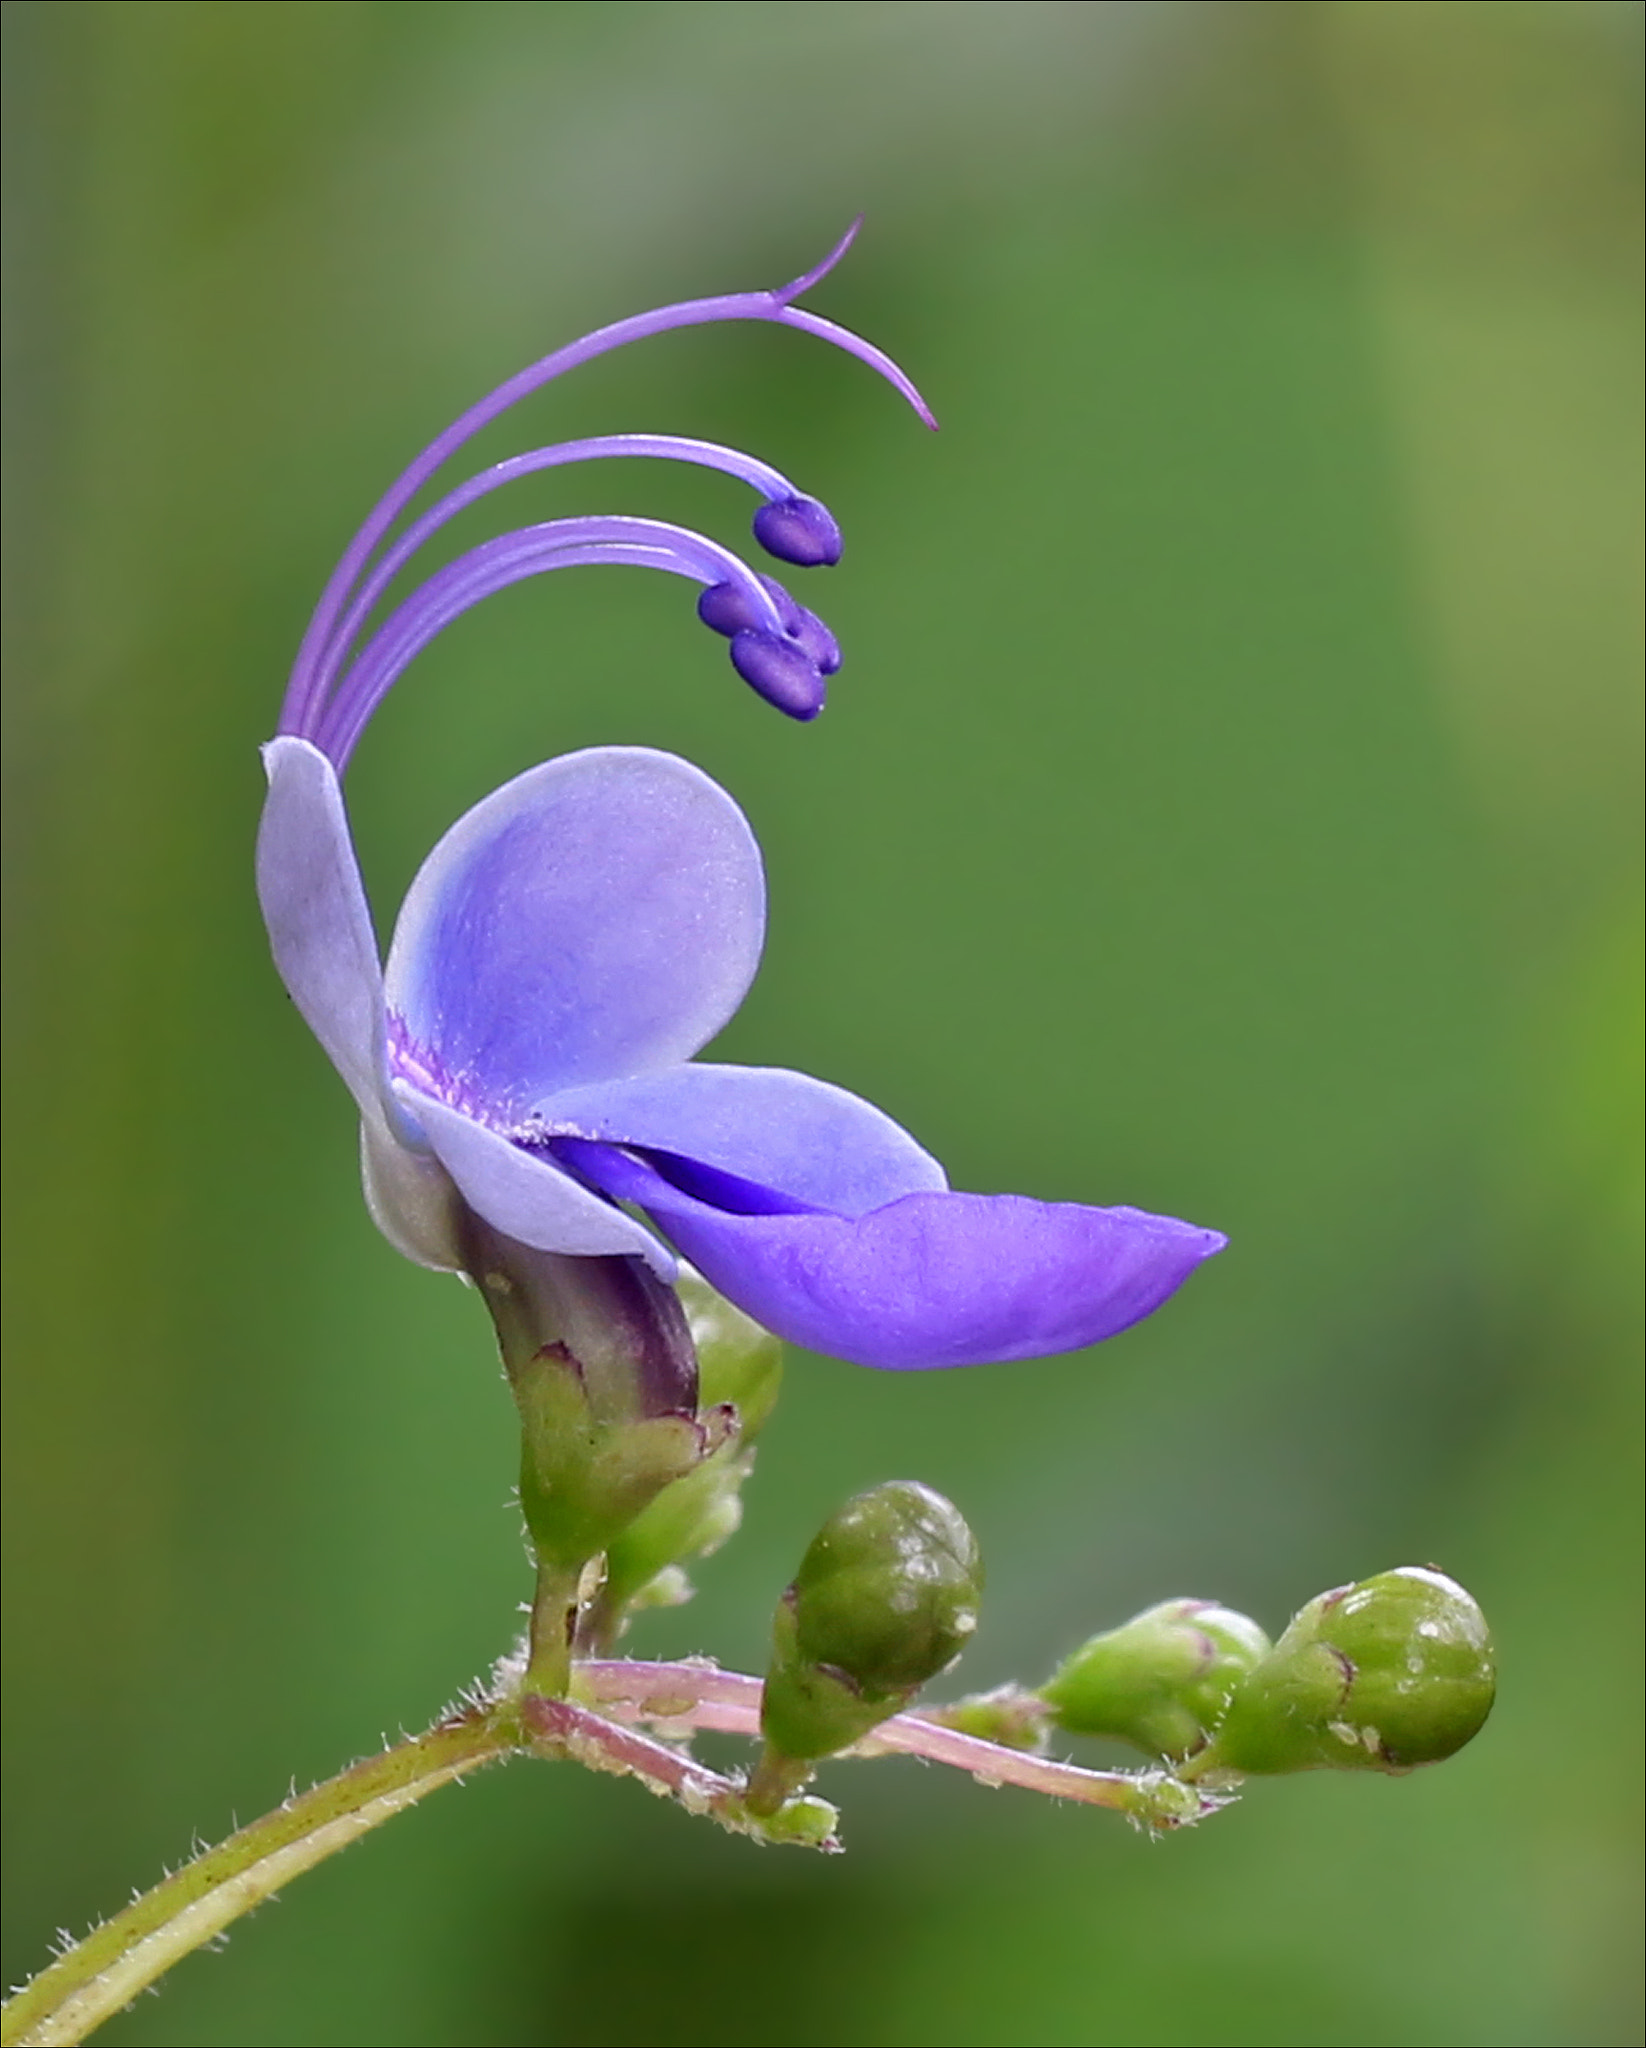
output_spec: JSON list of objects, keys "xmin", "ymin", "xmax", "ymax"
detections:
[
  {"xmin": 308, "ymin": 435, "xmax": 806, "ymax": 711},
  {"xmin": 279, "ymin": 219, "xmax": 936, "ymax": 755},
  {"xmin": 319, "ymin": 516, "xmax": 791, "ymax": 769}
]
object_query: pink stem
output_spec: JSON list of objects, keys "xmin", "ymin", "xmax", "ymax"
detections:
[{"xmin": 573, "ymin": 1660, "xmax": 1160, "ymax": 1816}]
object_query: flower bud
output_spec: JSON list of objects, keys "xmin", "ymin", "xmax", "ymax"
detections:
[
  {"xmin": 1196, "ymin": 1567, "xmax": 1495, "ymax": 1777},
  {"xmin": 760, "ymin": 1481, "xmax": 983, "ymax": 1765},
  {"xmin": 1040, "ymin": 1599, "xmax": 1271, "ymax": 1759},
  {"xmin": 752, "ymin": 494, "xmax": 843, "ymax": 567}
]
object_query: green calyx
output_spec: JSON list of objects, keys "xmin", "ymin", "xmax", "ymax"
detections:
[
  {"xmin": 1040, "ymin": 1599, "xmax": 1271, "ymax": 1759},
  {"xmin": 514, "ymin": 1344, "xmax": 736, "ymax": 1572},
  {"xmin": 680, "ymin": 1265, "xmax": 786, "ymax": 1436},
  {"xmin": 461, "ymin": 1226, "xmax": 758, "ymax": 1587},
  {"xmin": 760, "ymin": 1481, "xmax": 983, "ymax": 1766},
  {"xmin": 1196, "ymin": 1566, "xmax": 1496, "ymax": 1777},
  {"xmin": 597, "ymin": 1270, "xmax": 784, "ymax": 1616}
]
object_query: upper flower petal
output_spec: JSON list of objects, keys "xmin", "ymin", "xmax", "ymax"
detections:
[
  {"xmin": 558, "ymin": 1142, "xmax": 1226, "ymax": 1370},
  {"xmin": 256, "ymin": 736, "xmax": 388, "ymax": 1119},
  {"xmin": 535, "ymin": 1063, "xmax": 948, "ymax": 1215},
  {"xmin": 384, "ymin": 748, "xmax": 765, "ymax": 1114},
  {"xmin": 398, "ymin": 1085, "xmax": 673, "ymax": 1275}
]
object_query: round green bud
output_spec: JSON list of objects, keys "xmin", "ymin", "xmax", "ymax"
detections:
[
  {"xmin": 1040, "ymin": 1600, "xmax": 1271, "ymax": 1759},
  {"xmin": 761, "ymin": 1481, "xmax": 983, "ymax": 1762},
  {"xmin": 1202, "ymin": 1566, "xmax": 1495, "ymax": 1776},
  {"xmin": 790, "ymin": 1480, "xmax": 982, "ymax": 1693}
]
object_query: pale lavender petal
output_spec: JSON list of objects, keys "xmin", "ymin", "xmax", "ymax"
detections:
[
  {"xmin": 385, "ymin": 748, "xmax": 764, "ymax": 1112},
  {"xmin": 360, "ymin": 1117, "xmax": 465, "ymax": 1272},
  {"xmin": 256, "ymin": 737, "xmax": 387, "ymax": 1117},
  {"xmin": 536, "ymin": 1064, "xmax": 947, "ymax": 1216},
  {"xmin": 558, "ymin": 1143, "xmax": 1225, "ymax": 1370},
  {"xmin": 400, "ymin": 1087, "xmax": 672, "ymax": 1274}
]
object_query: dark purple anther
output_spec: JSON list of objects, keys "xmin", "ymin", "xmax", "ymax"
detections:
[
  {"xmin": 697, "ymin": 572, "xmax": 798, "ymax": 638},
  {"xmin": 730, "ymin": 631, "xmax": 825, "ymax": 721},
  {"xmin": 697, "ymin": 580, "xmax": 764, "ymax": 638},
  {"xmin": 788, "ymin": 607, "xmax": 840, "ymax": 677},
  {"xmin": 698, "ymin": 575, "xmax": 837, "ymax": 674},
  {"xmin": 752, "ymin": 495, "xmax": 843, "ymax": 568}
]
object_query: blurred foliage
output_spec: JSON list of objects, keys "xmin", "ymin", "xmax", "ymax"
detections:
[{"xmin": 2, "ymin": 4, "xmax": 1639, "ymax": 2044}]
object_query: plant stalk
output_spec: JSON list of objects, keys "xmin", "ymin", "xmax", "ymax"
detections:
[{"xmin": 1, "ymin": 1707, "xmax": 514, "ymax": 2048}]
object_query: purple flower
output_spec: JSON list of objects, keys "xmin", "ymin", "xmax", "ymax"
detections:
[{"xmin": 258, "ymin": 226, "xmax": 1224, "ymax": 1371}]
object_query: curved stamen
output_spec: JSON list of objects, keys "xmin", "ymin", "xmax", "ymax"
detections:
[
  {"xmin": 307, "ymin": 435, "xmax": 811, "ymax": 712},
  {"xmin": 771, "ymin": 219, "xmax": 866, "ymax": 304},
  {"xmin": 280, "ymin": 220, "xmax": 934, "ymax": 743},
  {"xmin": 318, "ymin": 516, "xmax": 802, "ymax": 770}
]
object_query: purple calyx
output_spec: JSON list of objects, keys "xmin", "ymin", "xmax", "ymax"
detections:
[{"xmin": 277, "ymin": 219, "xmax": 935, "ymax": 770}]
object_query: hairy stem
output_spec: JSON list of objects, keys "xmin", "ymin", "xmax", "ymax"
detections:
[
  {"xmin": 572, "ymin": 1661, "xmax": 1225, "ymax": 1828},
  {"xmin": 1, "ymin": 1706, "xmax": 514, "ymax": 2048},
  {"xmin": 6, "ymin": 1653, "xmax": 1222, "ymax": 2045},
  {"xmin": 525, "ymin": 1559, "xmax": 582, "ymax": 1698}
]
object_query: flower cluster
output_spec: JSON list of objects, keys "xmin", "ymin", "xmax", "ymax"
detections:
[{"xmin": 257, "ymin": 224, "xmax": 1224, "ymax": 1371}]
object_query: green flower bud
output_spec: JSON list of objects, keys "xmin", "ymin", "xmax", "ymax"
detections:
[
  {"xmin": 1197, "ymin": 1567, "xmax": 1495, "ymax": 1777},
  {"xmin": 759, "ymin": 1481, "xmax": 983, "ymax": 1767},
  {"xmin": 1039, "ymin": 1600, "xmax": 1271, "ymax": 1759}
]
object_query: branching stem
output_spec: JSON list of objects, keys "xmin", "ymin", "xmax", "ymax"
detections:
[
  {"xmin": 4, "ymin": 1659, "xmax": 1223, "ymax": 2046},
  {"xmin": 572, "ymin": 1661, "xmax": 1220, "ymax": 1825}
]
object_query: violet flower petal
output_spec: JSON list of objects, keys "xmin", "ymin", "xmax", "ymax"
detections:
[
  {"xmin": 537, "ymin": 1063, "xmax": 947, "ymax": 1216},
  {"xmin": 257, "ymin": 737, "xmax": 470, "ymax": 1270},
  {"xmin": 360, "ymin": 1116, "xmax": 465, "ymax": 1272},
  {"xmin": 256, "ymin": 736, "xmax": 388, "ymax": 1118},
  {"xmin": 398, "ymin": 1086, "xmax": 671, "ymax": 1274},
  {"xmin": 384, "ymin": 748, "xmax": 764, "ymax": 1112},
  {"xmin": 559, "ymin": 1143, "xmax": 1226, "ymax": 1370}
]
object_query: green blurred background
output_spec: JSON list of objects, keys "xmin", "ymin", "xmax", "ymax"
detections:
[{"xmin": 3, "ymin": 4, "xmax": 1640, "ymax": 2043}]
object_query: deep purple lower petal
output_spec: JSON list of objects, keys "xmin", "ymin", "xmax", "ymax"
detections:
[{"xmin": 561, "ymin": 1142, "xmax": 1225, "ymax": 1370}]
